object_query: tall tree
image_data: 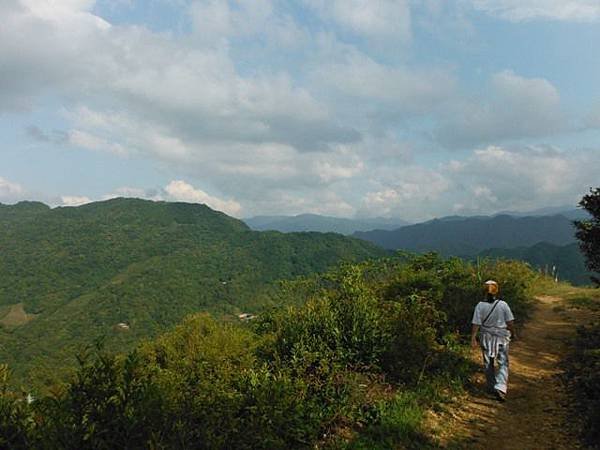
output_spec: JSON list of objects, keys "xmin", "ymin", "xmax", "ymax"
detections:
[{"xmin": 574, "ymin": 187, "xmax": 600, "ymax": 286}]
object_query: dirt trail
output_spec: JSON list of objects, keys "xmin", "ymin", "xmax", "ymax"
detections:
[{"xmin": 437, "ymin": 295, "xmax": 586, "ymax": 449}]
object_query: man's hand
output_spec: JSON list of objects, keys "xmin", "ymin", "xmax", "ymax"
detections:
[
  {"xmin": 507, "ymin": 320, "xmax": 517, "ymax": 342},
  {"xmin": 471, "ymin": 324, "xmax": 480, "ymax": 350}
]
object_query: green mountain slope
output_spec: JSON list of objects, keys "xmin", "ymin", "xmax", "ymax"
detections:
[
  {"xmin": 478, "ymin": 242, "xmax": 592, "ymax": 286},
  {"xmin": 0, "ymin": 198, "xmax": 385, "ymax": 388}
]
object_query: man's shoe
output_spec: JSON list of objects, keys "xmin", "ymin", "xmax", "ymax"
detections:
[{"xmin": 495, "ymin": 389, "xmax": 506, "ymax": 402}]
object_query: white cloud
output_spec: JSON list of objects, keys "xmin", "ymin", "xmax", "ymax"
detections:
[
  {"xmin": 0, "ymin": 176, "xmax": 24, "ymax": 200},
  {"xmin": 1, "ymin": 0, "xmax": 354, "ymax": 152},
  {"xmin": 437, "ymin": 70, "xmax": 564, "ymax": 147},
  {"xmin": 102, "ymin": 186, "xmax": 162, "ymax": 201},
  {"xmin": 188, "ymin": 0, "xmax": 283, "ymax": 42},
  {"xmin": 61, "ymin": 195, "xmax": 92, "ymax": 206},
  {"xmin": 356, "ymin": 144, "xmax": 599, "ymax": 220},
  {"xmin": 247, "ymin": 189, "xmax": 357, "ymax": 218},
  {"xmin": 445, "ymin": 145, "xmax": 599, "ymax": 212},
  {"xmin": 470, "ymin": 0, "xmax": 600, "ymax": 22},
  {"xmin": 313, "ymin": 49, "xmax": 456, "ymax": 114},
  {"xmin": 305, "ymin": 0, "xmax": 412, "ymax": 41},
  {"xmin": 2, "ymin": 0, "xmax": 595, "ymax": 221},
  {"xmin": 164, "ymin": 180, "xmax": 242, "ymax": 217},
  {"xmin": 359, "ymin": 166, "xmax": 451, "ymax": 218},
  {"xmin": 68, "ymin": 129, "xmax": 128, "ymax": 155}
]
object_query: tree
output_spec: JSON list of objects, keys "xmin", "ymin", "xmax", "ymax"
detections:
[{"xmin": 574, "ymin": 188, "xmax": 600, "ymax": 286}]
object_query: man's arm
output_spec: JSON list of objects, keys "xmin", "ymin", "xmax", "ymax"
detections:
[
  {"xmin": 471, "ymin": 324, "xmax": 480, "ymax": 349},
  {"xmin": 506, "ymin": 320, "xmax": 517, "ymax": 340}
]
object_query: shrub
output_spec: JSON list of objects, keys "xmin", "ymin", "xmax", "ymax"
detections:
[
  {"xmin": 564, "ymin": 322, "xmax": 600, "ymax": 448},
  {"xmin": 0, "ymin": 365, "xmax": 34, "ymax": 450},
  {"xmin": 1, "ymin": 254, "xmax": 538, "ymax": 448},
  {"xmin": 257, "ymin": 264, "xmax": 389, "ymax": 372}
]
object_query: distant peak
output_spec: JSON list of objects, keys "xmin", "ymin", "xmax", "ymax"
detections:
[{"xmin": 0, "ymin": 200, "xmax": 50, "ymax": 211}]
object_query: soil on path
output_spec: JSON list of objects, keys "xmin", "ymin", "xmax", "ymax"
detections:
[{"xmin": 433, "ymin": 295, "xmax": 590, "ymax": 449}]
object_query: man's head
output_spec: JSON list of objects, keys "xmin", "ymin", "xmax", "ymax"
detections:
[{"xmin": 484, "ymin": 280, "xmax": 499, "ymax": 298}]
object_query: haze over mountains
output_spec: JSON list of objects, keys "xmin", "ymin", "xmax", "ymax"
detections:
[
  {"xmin": 351, "ymin": 210, "xmax": 590, "ymax": 286},
  {"xmin": 354, "ymin": 214, "xmax": 577, "ymax": 255},
  {"xmin": 245, "ymin": 207, "xmax": 591, "ymax": 286},
  {"xmin": 244, "ymin": 214, "xmax": 410, "ymax": 235},
  {"xmin": 244, "ymin": 207, "xmax": 586, "ymax": 236}
]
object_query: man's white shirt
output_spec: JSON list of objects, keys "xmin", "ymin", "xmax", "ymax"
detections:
[
  {"xmin": 472, "ymin": 300, "xmax": 514, "ymax": 329},
  {"xmin": 472, "ymin": 299, "xmax": 515, "ymax": 358}
]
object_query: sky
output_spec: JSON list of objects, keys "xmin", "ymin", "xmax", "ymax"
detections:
[{"xmin": 1, "ymin": 0, "xmax": 599, "ymax": 221}]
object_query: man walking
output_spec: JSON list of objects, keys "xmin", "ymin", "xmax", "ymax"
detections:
[{"xmin": 471, "ymin": 280, "xmax": 516, "ymax": 401}]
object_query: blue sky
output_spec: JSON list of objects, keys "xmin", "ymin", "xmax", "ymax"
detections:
[{"xmin": 1, "ymin": 0, "xmax": 599, "ymax": 221}]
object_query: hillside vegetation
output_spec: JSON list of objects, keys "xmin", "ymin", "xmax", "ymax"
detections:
[
  {"xmin": 478, "ymin": 242, "xmax": 592, "ymax": 286},
  {"xmin": 0, "ymin": 199, "xmax": 384, "ymax": 389},
  {"xmin": 0, "ymin": 254, "xmax": 537, "ymax": 449}
]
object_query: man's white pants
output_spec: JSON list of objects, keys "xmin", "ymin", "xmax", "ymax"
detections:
[{"xmin": 482, "ymin": 343, "xmax": 509, "ymax": 394}]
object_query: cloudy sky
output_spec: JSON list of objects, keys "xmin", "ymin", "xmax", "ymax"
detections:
[{"xmin": 1, "ymin": 0, "xmax": 599, "ymax": 221}]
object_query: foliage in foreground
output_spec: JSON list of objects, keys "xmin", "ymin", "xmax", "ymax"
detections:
[
  {"xmin": 575, "ymin": 186, "xmax": 600, "ymax": 286},
  {"xmin": 564, "ymin": 321, "xmax": 600, "ymax": 448},
  {"xmin": 0, "ymin": 254, "xmax": 536, "ymax": 449}
]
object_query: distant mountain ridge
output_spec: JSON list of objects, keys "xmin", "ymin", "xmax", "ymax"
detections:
[
  {"xmin": 244, "ymin": 213, "xmax": 409, "ymax": 235},
  {"xmin": 354, "ymin": 214, "xmax": 577, "ymax": 255},
  {"xmin": 0, "ymin": 198, "xmax": 385, "ymax": 388},
  {"xmin": 478, "ymin": 242, "xmax": 592, "ymax": 286},
  {"xmin": 494, "ymin": 205, "xmax": 588, "ymax": 220}
]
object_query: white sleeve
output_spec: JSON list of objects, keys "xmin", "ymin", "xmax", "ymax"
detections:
[
  {"xmin": 503, "ymin": 302, "xmax": 515, "ymax": 322},
  {"xmin": 472, "ymin": 303, "xmax": 482, "ymax": 325}
]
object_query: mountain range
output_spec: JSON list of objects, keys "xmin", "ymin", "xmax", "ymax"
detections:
[
  {"xmin": 244, "ymin": 206, "xmax": 587, "ymax": 236},
  {"xmin": 244, "ymin": 214, "xmax": 409, "ymax": 235},
  {"xmin": 1, "ymin": 199, "xmax": 592, "ymax": 389},
  {"xmin": 478, "ymin": 242, "xmax": 591, "ymax": 286},
  {"xmin": 354, "ymin": 214, "xmax": 577, "ymax": 255},
  {"xmin": 0, "ymin": 198, "xmax": 384, "ymax": 389}
]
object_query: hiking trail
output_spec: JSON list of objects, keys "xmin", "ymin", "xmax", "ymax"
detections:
[{"xmin": 429, "ymin": 294, "xmax": 596, "ymax": 449}]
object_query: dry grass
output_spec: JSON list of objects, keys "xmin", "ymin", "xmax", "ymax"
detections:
[{"xmin": 0, "ymin": 303, "xmax": 36, "ymax": 328}]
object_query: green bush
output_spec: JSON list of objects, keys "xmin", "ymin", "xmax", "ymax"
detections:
[
  {"xmin": 258, "ymin": 265, "xmax": 388, "ymax": 372},
  {"xmin": 0, "ymin": 254, "xmax": 538, "ymax": 448},
  {"xmin": 0, "ymin": 365, "xmax": 34, "ymax": 450},
  {"xmin": 564, "ymin": 322, "xmax": 600, "ymax": 448},
  {"xmin": 380, "ymin": 294, "xmax": 446, "ymax": 383}
]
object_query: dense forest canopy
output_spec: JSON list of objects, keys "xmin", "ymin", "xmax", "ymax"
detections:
[{"xmin": 0, "ymin": 198, "xmax": 384, "ymax": 389}]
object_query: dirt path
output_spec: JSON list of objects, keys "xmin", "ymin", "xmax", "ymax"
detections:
[{"xmin": 436, "ymin": 295, "xmax": 586, "ymax": 449}]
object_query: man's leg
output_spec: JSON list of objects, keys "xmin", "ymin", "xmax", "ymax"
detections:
[
  {"xmin": 481, "ymin": 350, "xmax": 495, "ymax": 393},
  {"xmin": 494, "ymin": 343, "xmax": 510, "ymax": 394}
]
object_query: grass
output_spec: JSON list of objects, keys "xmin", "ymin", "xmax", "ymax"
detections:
[
  {"xmin": 0, "ymin": 304, "xmax": 35, "ymax": 329},
  {"xmin": 544, "ymin": 278, "xmax": 600, "ymax": 448},
  {"xmin": 325, "ymin": 378, "xmax": 464, "ymax": 450},
  {"xmin": 533, "ymin": 277, "xmax": 599, "ymax": 304}
]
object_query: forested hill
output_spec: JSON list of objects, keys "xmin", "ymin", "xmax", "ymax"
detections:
[
  {"xmin": 478, "ymin": 242, "xmax": 592, "ymax": 286},
  {"xmin": 0, "ymin": 198, "xmax": 385, "ymax": 389},
  {"xmin": 354, "ymin": 214, "xmax": 576, "ymax": 255}
]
